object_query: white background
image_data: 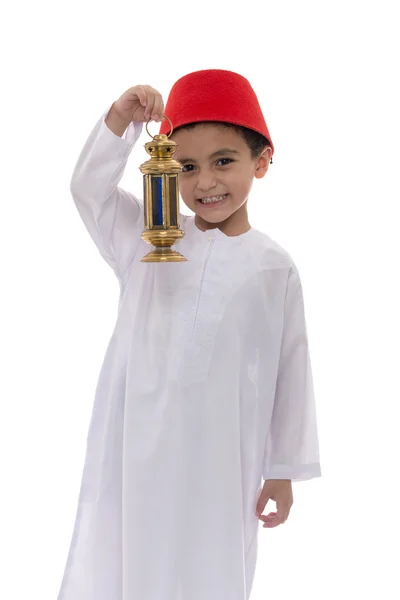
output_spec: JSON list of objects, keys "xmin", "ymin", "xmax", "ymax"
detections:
[{"xmin": 1, "ymin": 1, "xmax": 399, "ymax": 598}]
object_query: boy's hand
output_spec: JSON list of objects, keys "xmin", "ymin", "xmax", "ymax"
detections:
[
  {"xmin": 255, "ymin": 479, "xmax": 293, "ymax": 528},
  {"xmin": 105, "ymin": 85, "xmax": 165, "ymax": 137},
  {"xmin": 113, "ymin": 85, "xmax": 164, "ymax": 123}
]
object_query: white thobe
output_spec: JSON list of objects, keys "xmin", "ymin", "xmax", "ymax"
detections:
[{"xmin": 57, "ymin": 112, "xmax": 321, "ymax": 600}]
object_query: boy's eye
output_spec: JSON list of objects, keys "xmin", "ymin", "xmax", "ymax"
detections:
[
  {"xmin": 181, "ymin": 158, "xmax": 234, "ymax": 173},
  {"xmin": 216, "ymin": 158, "xmax": 234, "ymax": 166}
]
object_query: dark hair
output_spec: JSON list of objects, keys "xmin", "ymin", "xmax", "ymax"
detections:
[{"xmin": 173, "ymin": 121, "xmax": 272, "ymax": 160}]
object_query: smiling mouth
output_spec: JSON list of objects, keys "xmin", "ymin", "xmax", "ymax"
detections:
[{"xmin": 197, "ymin": 194, "xmax": 228, "ymax": 205}]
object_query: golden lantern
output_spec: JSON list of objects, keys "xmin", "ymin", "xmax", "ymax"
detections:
[{"xmin": 139, "ymin": 115, "xmax": 186, "ymax": 262}]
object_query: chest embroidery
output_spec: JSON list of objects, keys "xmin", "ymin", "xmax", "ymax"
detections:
[{"xmin": 168, "ymin": 238, "xmax": 259, "ymax": 384}]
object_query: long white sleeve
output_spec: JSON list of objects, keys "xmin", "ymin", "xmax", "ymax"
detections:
[
  {"xmin": 70, "ymin": 110, "xmax": 144, "ymax": 277},
  {"xmin": 263, "ymin": 266, "xmax": 322, "ymax": 482}
]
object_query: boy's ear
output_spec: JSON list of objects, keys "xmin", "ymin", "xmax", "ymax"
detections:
[{"xmin": 255, "ymin": 146, "xmax": 273, "ymax": 179}]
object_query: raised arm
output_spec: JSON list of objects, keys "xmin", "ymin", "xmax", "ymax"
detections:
[
  {"xmin": 70, "ymin": 86, "xmax": 164, "ymax": 278},
  {"xmin": 70, "ymin": 105, "xmax": 143, "ymax": 277}
]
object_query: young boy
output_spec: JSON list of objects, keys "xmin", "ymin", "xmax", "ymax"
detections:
[{"xmin": 58, "ymin": 69, "xmax": 321, "ymax": 600}]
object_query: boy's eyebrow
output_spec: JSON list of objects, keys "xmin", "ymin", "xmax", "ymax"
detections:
[
  {"xmin": 177, "ymin": 148, "xmax": 240, "ymax": 163},
  {"xmin": 210, "ymin": 148, "xmax": 240, "ymax": 158}
]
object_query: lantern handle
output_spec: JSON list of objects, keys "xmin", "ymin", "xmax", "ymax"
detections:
[{"xmin": 145, "ymin": 114, "xmax": 174, "ymax": 140}]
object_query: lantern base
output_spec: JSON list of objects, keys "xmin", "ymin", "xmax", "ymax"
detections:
[
  {"xmin": 140, "ymin": 228, "xmax": 186, "ymax": 262},
  {"xmin": 141, "ymin": 247, "xmax": 187, "ymax": 262}
]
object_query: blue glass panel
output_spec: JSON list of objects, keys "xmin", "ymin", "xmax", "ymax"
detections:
[{"xmin": 151, "ymin": 176, "xmax": 163, "ymax": 226}]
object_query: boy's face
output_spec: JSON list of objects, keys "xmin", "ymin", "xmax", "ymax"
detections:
[{"xmin": 171, "ymin": 124, "xmax": 271, "ymax": 231}]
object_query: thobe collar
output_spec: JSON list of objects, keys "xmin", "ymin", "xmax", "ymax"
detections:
[{"xmin": 184, "ymin": 216, "xmax": 255, "ymax": 243}]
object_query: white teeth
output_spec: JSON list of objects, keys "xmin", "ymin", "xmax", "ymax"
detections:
[{"xmin": 200, "ymin": 194, "xmax": 227, "ymax": 204}]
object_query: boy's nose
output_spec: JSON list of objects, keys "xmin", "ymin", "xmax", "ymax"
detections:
[{"xmin": 196, "ymin": 173, "xmax": 218, "ymax": 192}]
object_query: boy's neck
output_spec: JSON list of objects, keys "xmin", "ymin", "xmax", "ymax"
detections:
[{"xmin": 194, "ymin": 202, "xmax": 251, "ymax": 237}]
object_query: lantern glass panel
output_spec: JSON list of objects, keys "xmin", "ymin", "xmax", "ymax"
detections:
[
  {"xmin": 143, "ymin": 177, "xmax": 149, "ymax": 227},
  {"xmin": 168, "ymin": 176, "xmax": 178, "ymax": 227},
  {"xmin": 151, "ymin": 176, "xmax": 163, "ymax": 226}
]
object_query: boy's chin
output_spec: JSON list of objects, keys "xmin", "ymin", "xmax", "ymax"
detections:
[{"xmin": 194, "ymin": 208, "xmax": 231, "ymax": 224}]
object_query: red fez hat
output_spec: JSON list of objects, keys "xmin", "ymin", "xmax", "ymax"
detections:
[{"xmin": 159, "ymin": 69, "xmax": 274, "ymax": 155}]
